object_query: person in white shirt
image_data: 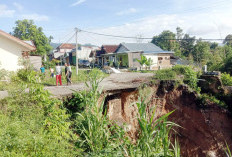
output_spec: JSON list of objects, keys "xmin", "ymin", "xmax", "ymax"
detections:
[{"xmin": 55, "ymin": 63, "xmax": 62, "ymax": 86}]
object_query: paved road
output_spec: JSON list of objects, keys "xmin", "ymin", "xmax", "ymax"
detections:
[
  {"xmin": 45, "ymin": 72, "xmax": 154, "ymax": 97},
  {"xmin": 1, "ymin": 72, "xmax": 154, "ymax": 98}
]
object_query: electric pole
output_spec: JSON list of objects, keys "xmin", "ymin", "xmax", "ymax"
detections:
[{"xmin": 75, "ymin": 27, "xmax": 79, "ymax": 75}]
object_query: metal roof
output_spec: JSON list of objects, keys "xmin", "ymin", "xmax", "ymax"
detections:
[{"xmin": 117, "ymin": 43, "xmax": 173, "ymax": 54}]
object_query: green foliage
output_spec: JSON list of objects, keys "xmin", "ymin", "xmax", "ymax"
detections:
[
  {"xmin": 136, "ymin": 55, "xmax": 147, "ymax": 67},
  {"xmin": 198, "ymin": 94, "xmax": 226, "ymax": 108},
  {"xmin": 172, "ymin": 65, "xmax": 199, "ymax": 90},
  {"xmin": 130, "ymin": 98, "xmax": 179, "ymax": 157},
  {"xmin": 43, "ymin": 59, "xmax": 60, "ymax": 69},
  {"xmin": 192, "ymin": 41, "xmax": 211, "ymax": 66},
  {"xmin": 225, "ymin": 142, "xmax": 232, "ymax": 157},
  {"xmin": 0, "ymin": 68, "xmax": 80, "ymax": 156},
  {"xmin": 152, "ymin": 30, "xmax": 179, "ymax": 51},
  {"xmin": 223, "ymin": 34, "xmax": 232, "ymax": 46},
  {"xmin": 154, "ymin": 69, "xmax": 177, "ymax": 80},
  {"xmin": 154, "ymin": 65, "xmax": 199, "ymax": 91},
  {"xmin": 12, "ymin": 19, "xmax": 52, "ymax": 56},
  {"xmin": 221, "ymin": 72, "xmax": 232, "ymax": 86}
]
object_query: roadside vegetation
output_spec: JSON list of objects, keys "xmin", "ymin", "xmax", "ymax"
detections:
[
  {"xmin": 154, "ymin": 65, "xmax": 200, "ymax": 91},
  {"xmin": 0, "ymin": 66, "xmax": 180, "ymax": 156}
]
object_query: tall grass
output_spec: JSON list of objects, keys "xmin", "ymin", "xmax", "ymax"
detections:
[{"xmin": 70, "ymin": 70, "xmax": 181, "ymax": 156}]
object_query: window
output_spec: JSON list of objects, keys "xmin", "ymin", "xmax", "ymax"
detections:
[
  {"xmin": 158, "ymin": 57, "xmax": 163, "ymax": 60},
  {"xmin": 165, "ymin": 57, "xmax": 169, "ymax": 60}
]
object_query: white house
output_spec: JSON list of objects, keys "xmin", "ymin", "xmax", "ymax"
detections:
[
  {"xmin": 72, "ymin": 46, "xmax": 100, "ymax": 64},
  {"xmin": 0, "ymin": 30, "xmax": 36, "ymax": 71}
]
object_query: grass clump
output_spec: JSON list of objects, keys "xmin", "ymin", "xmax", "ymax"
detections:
[
  {"xmin": 221, "ymin": 72, "xmax": 232, "ymax": 86},
  {"xmin": 154, "ymin": 65, "xmax": 200, "ymax": 91}
]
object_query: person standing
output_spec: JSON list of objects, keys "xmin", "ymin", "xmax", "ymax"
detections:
[
  {"xmin": 55, "ymin": 63, "xmax": 62, "ymax": 86},
  {"xmin": 67, "ymin": 63, "xmax": 72, "ymax": 84},
  {"xmin": 40, "ymin": 65, "xmax": 45, "ymax": 74},
  {"xmin": 49, "ymin": 67, "xmax": 54, "ymax": 78},
  {"xmin": 65, "ymin": 63, "xmax": 71, "ymax": 85}
]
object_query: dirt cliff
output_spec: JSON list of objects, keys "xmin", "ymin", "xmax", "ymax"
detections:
[{"xmin": 104, "ymin": 81, "xmax": 232, "ymax": 157}]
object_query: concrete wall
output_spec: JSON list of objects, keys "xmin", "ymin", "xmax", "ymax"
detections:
[
  {"xmin": 157, "ymin": 53, "xmax": 173, "ymax": 69},
  {"xmin": 29, "ymin": 56, "xmax": 42, "ymax": 71},
  {"xmin": 0, "ymin": 35, "xmax": 28, "ymax": 71},
  {"xmin": 144, "ymin": 53, "xmax": 172, "ymax": 70},
  {"xmin": 128, "ymin": 52, "xmax": 141, "ymax": 68}
]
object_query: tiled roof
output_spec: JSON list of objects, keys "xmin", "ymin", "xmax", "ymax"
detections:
[
  {"xmin": 58, "ymin": 43, "xmax": 76, "ymax": 49},
  {"xmin": 102, "ymin": 45, "xmax": 119, "ymax": 53},
  {"xmin": 0, "ymin": 29, "xmax": 36, "ymax": 51}
]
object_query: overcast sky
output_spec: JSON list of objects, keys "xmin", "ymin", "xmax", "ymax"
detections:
[{"xmin": 0, "ymin": 0, "xmax": 232, "ymax": 46}]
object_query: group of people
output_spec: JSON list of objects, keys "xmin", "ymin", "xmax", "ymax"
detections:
[
  {"xmin": 40, "ymin": 63, "xmax": 72, "ymax": 86},
  {"xmin": 55, "ymin": 63, "xmax": 72, "ymax": 86}
]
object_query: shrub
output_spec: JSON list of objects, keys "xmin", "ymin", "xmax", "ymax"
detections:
[
  {"xmin": 154, "ymin": 69, "xmax": 177, "ymax": 80},
  {"xmin": 221, "ymin": 72, "xmax": 232, "ymax": 86}
]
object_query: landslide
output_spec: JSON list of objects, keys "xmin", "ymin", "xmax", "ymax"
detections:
[{"xmin": 104, "ymin": 81, "xmax": 232, "ymax": 157}]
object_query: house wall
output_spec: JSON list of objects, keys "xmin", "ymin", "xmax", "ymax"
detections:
[
  {"xmin": 128, "ymin": 52, "xmax": 141, "ymax": 68},
  {"xmin": 0, "ymin": 35, "xmax": 29, "ymax": 71},
  {"xmin": 144, "ymin": 54, "xmax": 158, "ymax": 67},
  {"xmin": 29, "ymin": 56, "xmax": 42, "ymax": 71},
  {"xmin": 144, "ymin": 53, "xmax": 172, "ymax": 70},
  {"xmin": 59, "ymin": 48, "xmax": 72, "ymax": 53},
  {"xmin": 72, "ymin": 47, "xmax": 93, "ymax": 61},
  {"xmin": 157, "ymin": 54, "xmax": 173, "ymax": 69}
]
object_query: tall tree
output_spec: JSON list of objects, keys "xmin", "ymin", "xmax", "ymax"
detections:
[
  {"xmin": 223, "ymin": 34, "xmax": 232, "ymax": 46},
  {"xmin": 12, "ymin": 19, "xmax": 52, "ymax": 56},
  {"xmin": 192, "ymin": 41, "xmax": 211, "ymax": 66},
  {"xmin": 151, "ymin": 30, "xmax": 179, "ymax": 51},
  {"xmin": 180, "ymin": 34, "xmax": 195, "ymax": 57},
  {"xmin": 176, "ymin": 27, "xmax": 184, "ymax": 42}
]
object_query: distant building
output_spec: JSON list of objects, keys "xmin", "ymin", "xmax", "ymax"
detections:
[
  {"xmin": 94, "ymin": 45, "xmax": 119, "ymax": 66},
  {"xmin": 100, "ymin": 43, "xmax": 174, "ymax": 70},
  {"xmin": 71, "ymin": 45, "xmax": 100, "ymax": 65},
  {"xmin": 52, "ymin": 43, "xmax": 76, "ymax": 63},
  {"xmin": 0, "ymin": 30, "xmax": 36, "ymax": 71}
]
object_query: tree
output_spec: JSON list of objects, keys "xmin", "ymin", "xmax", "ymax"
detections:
[
  {"xmin": 137, "ymin": 55, "xmax": 147, "ymax": 70},
  {"xmin": 151, "ymin": 30, "xmax": 179, "ymax": 51},
  {"xmin": 180, "ymin": 34, "xmax": 195, "ymax": 57},
  {"xmin": 192, "ymin": 41, "xmax": 211, "ymax": 66},
  {"xmin": 223, "ymin": 34, "xmax": 232, "ymax": 46},
  {"xmin": 176, "ymin": 27, "xmax": 184, "ymax": 42},
  {"xmin": 12, "ymin": 19, "xmax": 52, "ymax": 56}
]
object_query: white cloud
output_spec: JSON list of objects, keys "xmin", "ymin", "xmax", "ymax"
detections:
[
  {"xmin": 0, "ymin": 4, "xmax": 15, "ymax": 17},
  {"xmin": 116, "ymin": 8, "xmax": 138, "ymax": 16},
  {"xmin": 13, "ymin": 2, "xmax": 23, "ymax": 11},
  {"xmin": 70, "ymin": 0, "xmax": 86, "ymax": 7},
  {"xmin": 74, "ymin": 10, "xmax": 232, "ymax": 46},
  {"xmin": 21, "ymin": 13, "xmax": 49, "ymax": 21}
]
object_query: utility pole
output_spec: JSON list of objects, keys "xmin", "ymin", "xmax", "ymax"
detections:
[{"xmin": 75, "ymin": 27, "xmax": 79, "ymax": 75}]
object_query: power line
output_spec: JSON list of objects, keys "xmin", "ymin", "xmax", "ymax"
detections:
[{"xmin": 79, "ymin": 28, "xmax": 228, "ymax": 41}]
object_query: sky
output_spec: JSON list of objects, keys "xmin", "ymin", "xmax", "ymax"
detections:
[{"xmin": 0, "ymin": 0, "xmax": 232, "ymax": 46}]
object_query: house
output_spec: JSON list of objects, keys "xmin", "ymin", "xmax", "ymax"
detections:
[
  {"xmin": 51, "ymin": 43, "xmax": 76, "ymax": 64},
  {"xmin": 94, "ymin": 45, "xmax": 119, "ymax": 66},
  {"xmin": 113, "ymin": 43, "xmax": 174, "ymax": 70},
  {"xmin": 0, "ymin": 29, "xmax": 36, "ymax": 71},
  {"xmin": 71, "ymin": 45, "xmax": 100, "ymax": 65}
]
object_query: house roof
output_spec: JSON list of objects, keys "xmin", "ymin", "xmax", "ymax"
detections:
[
  {"xmin": 0, "ymin": 29, "xmax": 36, "ymax": 51},
  {"xmin": 102, "ymin": 45, "xmax": 119, "ymax": 53},
  {"xmin": 57, "ymin": 43, "xmax": 76, "ymax": 49},
  {"xmin": 116, "ymin": 43, "xmax": 174, "ymax": 54}
]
